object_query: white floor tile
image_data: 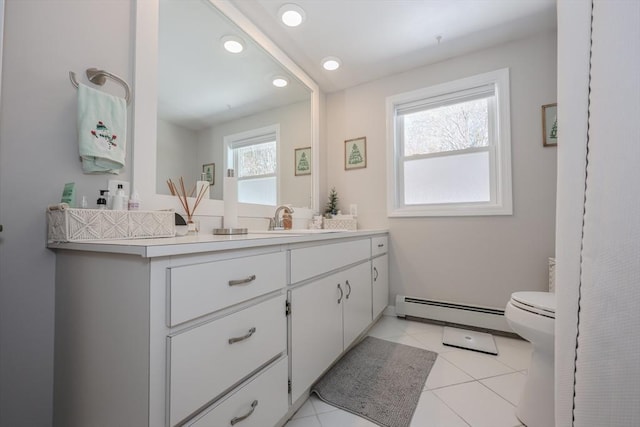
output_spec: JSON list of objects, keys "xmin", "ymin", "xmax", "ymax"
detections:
[
  {"xmin": 424, "ymin": 356, "xmax": 475, "ymax": 390},
  {"xmin": 480, "ymin": 371, "xmax": 527, "ymax": 406},
  {"xmin": 284, "ymin": 414, "xmax": 322, "ymax": 427},
  {"xmin": 409, "ymin": 390, "xmax": 469, "ymax": 427},
  {"xmin": 493, "ymin": 336, "xmax": 533, "ymax": 371},
  {"xmin": 441, "ymin": 349, "xmax": 515, "ymax": 379},
  {"xmin": 292, "ymin": 398, "xmax": 317, "ymax": 419},
  {"xmin": 379, "ymin": 334, "xmax": 433, "ymax": 350},
  {"xmin": 410, "ymin": 330, "xmax": 458, "ymax": 354},
  {"xmin": 309, "ymin": 395, "xmax": 339, "ymax": 415},
  {"xmin": 434, "ymin": 381, "xmax": 520, "ymax": 427},
  {"xmin": 401, "ymin": 319, "xmax": 444, "ymax": 336},
  {"xmin": 317, "ymin": 409, "xmax": 378, "ymax": 427},
  {"xmin": 296, "ymin": 317, "xmax": 528, "ymax": 427},
  {"xmin": 366, "ymin": 316, "xmax": 409, "ymax": 338}
]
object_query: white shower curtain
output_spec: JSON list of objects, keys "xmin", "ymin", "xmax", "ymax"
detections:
[{"xmin": 555, "ymin": 1, "xmax": 640, "ymax": 426}]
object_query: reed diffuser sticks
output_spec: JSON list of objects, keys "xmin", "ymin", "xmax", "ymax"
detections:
[{"xmin": 166, "ymin": 177, "xmax": 208, "ymax": 221}]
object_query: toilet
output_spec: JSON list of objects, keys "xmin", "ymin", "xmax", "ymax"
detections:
[{"xmin": 504, "ymin": 291, "xmax": 556, "ymax": 427}]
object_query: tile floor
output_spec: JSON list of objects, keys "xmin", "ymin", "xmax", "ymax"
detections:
[{"xmin": 284, "ymin": 315, "xmax": 531, "ymax": 427}]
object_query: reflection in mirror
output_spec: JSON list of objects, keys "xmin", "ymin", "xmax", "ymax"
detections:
[{"xmin": 156, "ymin": 0, "xmax": 313, "ymax": 208}]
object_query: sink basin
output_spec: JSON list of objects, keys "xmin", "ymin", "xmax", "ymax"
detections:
[{"xmin": 259, "ymin": 229, "xmax": 350, "ymax": 234}]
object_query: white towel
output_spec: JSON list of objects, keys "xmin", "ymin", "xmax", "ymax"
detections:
[{"xmin": 77, "ymin": 83, "xmax": 127, "ymax": 174}]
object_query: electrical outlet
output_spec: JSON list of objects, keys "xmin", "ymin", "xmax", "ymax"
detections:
[{"xmin": 107, "ymin": 179, "xmax": 130, "ymax": 198}]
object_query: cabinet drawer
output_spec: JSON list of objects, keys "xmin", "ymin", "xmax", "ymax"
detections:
[
  {"xmin": 167, "ymin": 296, "xmax": 286, "ymax": 426},
  {"xmin": 187, "ymin": 357, "xmax": 288, "ymax": 427},
  {"xmin": 168, "ymin": 251, "xmax": 286, "ymax": 326},
  {"xmin": 290, "ymin": 239, "xmax": 370, "ymax": 283},
  {"xmin": 371, "ymin": 235, "xmax": 388, "ymax": 257}
]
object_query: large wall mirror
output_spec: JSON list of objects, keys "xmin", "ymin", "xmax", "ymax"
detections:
[{"xmin": 133, "ymin": 0, "xmax": 319, "ymax": 216}]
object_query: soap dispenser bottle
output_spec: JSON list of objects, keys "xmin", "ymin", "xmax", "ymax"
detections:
[
  {"xmin": 283, "ymin": 210, "xmax": 293, "ymax": 230},
  {"xmin": 97, "ymin": 190, "xmax": 109, "ymax": 210},
  {"xmin": 128, "ymin": 189, "xmax": 140, "ymax": 211},
  {"xmin": 112, "ymin": 184, "xmax": 125, "ymax": 210}
]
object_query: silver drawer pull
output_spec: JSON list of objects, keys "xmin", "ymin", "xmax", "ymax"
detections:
[
  {"xmin": 228, "ymin": 327, "xmax": 256, "ymax": 344},
  {"xmin": 228, "ymin": 274, "xmax": 256, "ymax": 286},
  {"xmin": 345, "ymin": 280, "xmax": 352, "ymax": 299},
  {"xmin": 373, "ymin": 267, "xmax": 379, "ymax": 281},
  {"xmin": 377, "ymin": 243, "xmax": 384, "ymax": 248},
  {"xmin": 337, "ymin": 283, "xmax": 343, "ymax": 304},
  {"xmin": 230, "ymin": 400, "xmax": 258, "ymax": 425}
]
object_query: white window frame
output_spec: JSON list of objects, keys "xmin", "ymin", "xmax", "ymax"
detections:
[
  {"xmin": 224, "ymin": 124, "xmax": 280, "ymax": 206},
  {"xmin": 386, "ymin": 68, "xmax": 512, "ymax": 217}
]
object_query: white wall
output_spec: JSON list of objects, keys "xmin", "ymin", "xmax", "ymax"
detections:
[
  {"xmin": 156, "ymin": 119, "xmax": 199, "ymax": 195},
  {"xmin": 199, "ymin": 100, "xmax": 312, "ymax": 208},
  {"xmin": 326, "ymin": 32, "xmax": 557, "ymax": 308},
  {"xmin": 0, "ymin": 1, "xmax": 132, "ymax": 425}
]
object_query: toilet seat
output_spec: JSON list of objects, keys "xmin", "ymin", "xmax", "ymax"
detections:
[{"xmin": 510, "ymin": 291, "xmax": 556, "ymax": 319}]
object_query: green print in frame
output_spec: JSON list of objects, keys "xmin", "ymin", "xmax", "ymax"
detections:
[
  {"xmin": 345, "ymin": 137, "xmax": 367, "ymax": 170},
  {"xmin": 202, "ymin": 163, "xmax": 215, "ymax": 185},
  {"xmin": 542, "ymin": 103, "xmax": 557, "ymax": 146},
  {"xmin": 295, "ymin": 147, "xmax": 311, "ymax": 176}
]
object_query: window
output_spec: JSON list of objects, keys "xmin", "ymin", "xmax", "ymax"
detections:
[
  {"xmin": 225, "ymin": 125, "xmax": 279, "ymax": 206},
  {"xmin": 386, "ymin": 69, "xmax": 512, "ymax": 216}
]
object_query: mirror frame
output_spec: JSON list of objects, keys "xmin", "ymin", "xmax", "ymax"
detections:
[{"xmin": 132, "ymin": 0, "xmax": 319, "ymax": 216}]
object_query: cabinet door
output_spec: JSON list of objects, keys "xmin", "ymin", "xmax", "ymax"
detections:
[
  {"xmin": 343, "ymin": 262, "xmax": 373, "ymax": 349},
  {"xmin": 372, "ymin": 254, "xmax": 389, "ymax": 319},
  {"xmin": 290, "ymin": 272, "xmax": 344, "ymax": 402}
]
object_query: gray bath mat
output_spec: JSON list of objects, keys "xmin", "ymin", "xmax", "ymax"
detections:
[{"xmin": 311, "ymin": 336, "xmax": 438, "ymax": 427}]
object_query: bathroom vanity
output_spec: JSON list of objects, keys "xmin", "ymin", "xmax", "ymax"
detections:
[{"xmin": 50, "ymin": 230, "xmax": 388, "ymax": 427}]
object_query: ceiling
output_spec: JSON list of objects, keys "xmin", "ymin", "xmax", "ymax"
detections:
[{"xmin": 230, "ymin": 0, "xmax": 557, "ymax": 93}]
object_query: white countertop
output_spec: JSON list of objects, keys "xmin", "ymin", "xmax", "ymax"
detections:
[{"xmin": 48, "ymin": 229, "xmax": 388, "ymax": 258}]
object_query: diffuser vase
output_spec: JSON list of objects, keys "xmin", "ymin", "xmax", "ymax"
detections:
[{"xmin": 186, "ymin": 218, "xmax": 199, "ymax": 234}]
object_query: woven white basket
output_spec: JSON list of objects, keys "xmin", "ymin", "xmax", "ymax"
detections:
[
  {"xmin": 47, "ymin": 207, "xmax": 175, "ymax": 242},
  {"xmin": 323, "ymin": 217, "xmax": 357, "ymax": 231}
]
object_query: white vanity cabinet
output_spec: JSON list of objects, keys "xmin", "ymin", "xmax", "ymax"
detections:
[
  {"xmin": 52, "ymin": 245, "xmax": 288, "ymax": 427},
  {"xmin": 50, "ymin": 231, "xmax": 388, "ymax": 427},
  {"xmin": 289, "ymin": 239, "xmax": 373, "ymax": 402}
]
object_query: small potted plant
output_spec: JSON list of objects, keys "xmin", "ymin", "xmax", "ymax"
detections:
[{"xmin": 325, "ymin": 187, "xmax": 339, "ymax": 218}]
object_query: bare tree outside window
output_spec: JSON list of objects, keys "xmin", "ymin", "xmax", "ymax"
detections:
[
  {"xmin": 236, "ymin": 141, "xmax": 277, "ymax": 178},
  {"xmin": 403, "ymin": 98, "xmax": 489, "ymax": 156}
]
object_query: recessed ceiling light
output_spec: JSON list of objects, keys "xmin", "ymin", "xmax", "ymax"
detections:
[
  {"xmin": 322, "ymin": 57, "xmax": 341, "ymax": 71},
  {"xmin": 272, "ymin": 76, "xmax": 289, "ymax": 88},
  {"xmin": 279, "ymin": 4, "xmax": 305, "ymax": 27},
  {"xmin": 221, "ymin": 35, "xmax": 244, "ymax": 54}
]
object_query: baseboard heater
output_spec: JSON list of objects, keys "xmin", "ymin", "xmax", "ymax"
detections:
[{"xmin": 395, "ymin": 295, "xmax": 511, "ymax": 333}]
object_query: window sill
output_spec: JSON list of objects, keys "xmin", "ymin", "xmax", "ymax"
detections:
[{"xmin": 388, "ymin": 203, "xmax": 513, "ymax": 217}]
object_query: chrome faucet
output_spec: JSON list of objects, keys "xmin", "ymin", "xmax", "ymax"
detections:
[{"xmin": 270, "ymin": 205, "xmax": 295, "ymax": 230}]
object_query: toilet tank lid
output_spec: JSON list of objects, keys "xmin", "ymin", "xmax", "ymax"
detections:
[{"xmin": 511, "ymin": 291, "xmax": 556, "ymax": 313}]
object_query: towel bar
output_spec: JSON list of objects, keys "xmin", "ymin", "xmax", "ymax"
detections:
[{"xmin": 69, "ymin": 68, "xmax": 131, "ymax": 105}]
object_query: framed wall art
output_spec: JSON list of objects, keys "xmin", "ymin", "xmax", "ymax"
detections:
[
  {"xmin": 542, "ymin": 103, "xmax": 558, "ymax": 146},
  {"xmin": 202, "ymin": 163, "xmax": 215, "ymax": 185},
  {"xmin": 295, "ymin": 147, "xmax": 311, "ymax": 176},
  {"xmin": 345, "ymin": 137, "xmax": 367, "ymax": 170}
]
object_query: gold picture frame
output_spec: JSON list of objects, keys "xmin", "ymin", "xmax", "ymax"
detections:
[
  {"xmin": 345, "ymin": 137, "xmax": 367, "ymax": 170},
  {"xmin": 294, "ymin": 147, "xmax": 311, "ymax": 176},
  {"xmin": 542, "ymin": 103, "xmax": 558, "ymax": 146},
  {"xmin": 202, "ymin": 163, "xmax": 215, "ymax": 185}
]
